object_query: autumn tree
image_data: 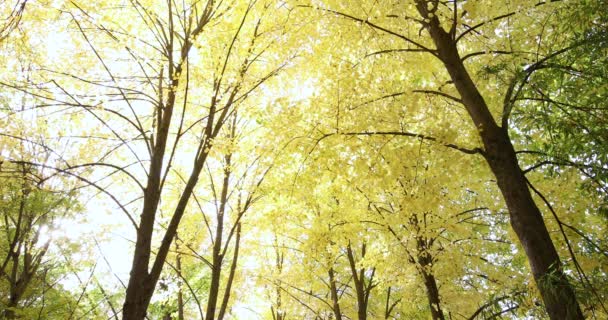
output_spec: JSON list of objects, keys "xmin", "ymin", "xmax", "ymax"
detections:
[
  {"xmin": 3, "ymin": 0, "xmax": 295, "ymax": 317},
  {"xmin": 1, "ymin": 0, "xmax": 606, "ymax": 319},
  {"xmin": 284, "ymin": 0, "xmax": 608, "ymax": 318},
  {"xmin": 0, "ymin": 0, "xmax": 27, "ymax": 43}
]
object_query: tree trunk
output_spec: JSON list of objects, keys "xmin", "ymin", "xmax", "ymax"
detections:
[
  {"xmin": 417, "ymin": 251, "xmax": 444, "ymax": 320},
  {"xmin": 413, "ymin": 217, "xmax": 445, "ymax": 320},
  {"xmin": 122, "ymin": 267, "xmax": 154, "ymax": 320},
  {"xmin": 176, "ymin": 241, "xmax": 184, "ymax": 320},
  {"xmin": 421, "ymin": 271, "xmax": 445, "ymax": 320},
  {"xmin": 4, "ymin": 300, "xmax": 18, "ymax": 319},
  {"xmin": 120, "ymin": 4, "xmax": 218, "ymax": 318},
  {"xmin": 346, "ymin": 243, "xmax": 371, "ymax": 320},
  {"xmin": 218, "ymin": 223, "xmax": 241, "ymax": 320},
  {"xmin": 122, "ymin": 82, "xmax": 173, "ymax": 320},
  {"xmin": 205, "ymin": 153, "xmax": 232, "ymax": 320},
  {"xmin": 414, "ymin": 2, "xmax": 583, "ymax": 318},
  {"xmin": 272, "ymin": 242, "xmax": 286, "ymax": 320},
  {"xmin": 328, "ymin": 267, "xmax": 343, "ymax": 320}
]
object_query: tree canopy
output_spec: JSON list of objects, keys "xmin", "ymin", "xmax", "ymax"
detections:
[{"xmin": 1, "ymin": 0, "xmax": 607, "ymax": 319}]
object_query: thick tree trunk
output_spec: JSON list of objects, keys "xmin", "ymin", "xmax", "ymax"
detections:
[
  {"xmin": 416, "ymin": 250, "xmax": 444, "ymax": 319},
  {"xmin": 124, "ymin": 224, "xmax": 155, "ymax": 318},
  {"xmin": 122, "ymin": 267, "xmax": 154, "ymax": 320},
  {"xmin": 4, "ymin": 299, "xmax": 18, "ymax": 319},
  {"xmin": 483, "ymin": 133, "xmax": 583, "ymax": 319},
  {"xmin": 421, "ymin": 271, "xmax": 445, "ymax": 320},
  {"xmin": 413, "ymin": 2, "xmax": 583, "ymax": 318}
]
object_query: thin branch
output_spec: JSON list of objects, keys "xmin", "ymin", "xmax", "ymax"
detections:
[
  {"xmin": 526, "ymin": 177, "xmax": 608, "ymax": 314},
  {"xmin": 412, "ymin": 89, "xmax": 462, "ymax": 104},
  {"xmin": 319, "ymin": 131, "xmax": 483, "ymax": 155},
  {"xmin": 300, "ymin": 5, "xmax": 437, "ymax": 56},
  {"xmin": 9, "ymin": 160, "xmax": 139, "ymax": 230}
]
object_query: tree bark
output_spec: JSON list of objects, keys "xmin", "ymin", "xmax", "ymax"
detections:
[
  {"xmin": 272, "ymin": 242, "xmax": 286, "ymax": 320},
  {"xmin": 412, "ymin": 215, "xmax": 445, "ymax": 320},
  {"xmin": 328, "ymin": 267, "xmax": 343, "ymax": 320},
  {"xmin": 384, "ymin": 287, "xmax": 400, "ymax": 319},
  {"xmin": 413, "ymin": 2, "xmax": 583, "ymax": 318},
  {"xmin": 175, "ymin": 240, "xmax": 184, "ymax": 320},
  {"xmin": 2, "ymin": 171, "xmax": 49, "ymax": 320},
  {"xmin": 217, "ymin": 223, "xmax": 241, "ymax": 320},
  {"xmin": 205, "ymin": 152, "xmax": 232, "ymax": 320},
  {"xmin": 346, "ymin": 243, "xmax": 374, "ymax": 320},
  {"xmin": 420, "ymin": 271, "xmax": 445, "ymax": 320},
  {"xmin": 121, "ymin": 3, "xmax": 216, "ymax": 318}
]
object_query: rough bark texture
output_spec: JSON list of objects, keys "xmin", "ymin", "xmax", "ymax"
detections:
[{"xmin": 414, "ymin": 2, "xmax": 583, "ymax": 318}]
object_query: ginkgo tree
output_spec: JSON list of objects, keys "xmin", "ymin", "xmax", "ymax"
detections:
[
  {"xmin": 279, "ymin": 0, "xmax": 607, "ymax": 318},
  {"xmin": 258, "ymin": 129, "xmax": 534, "ymax": 319},
  {"xmin": 0, "ymin": 0, "xmax": 606, "ymax": 319},
  {"xmin": 3, "ymin": 0, "xmax": 295, "ymax": 318},
  {"xmin": 43, "ymin": 0, "xmax": 293, "ymax": 318}
]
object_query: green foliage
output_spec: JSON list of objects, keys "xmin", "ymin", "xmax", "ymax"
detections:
[{"xmin": 0, "ymin": 164, "xmax": 84, "ymax": 318}]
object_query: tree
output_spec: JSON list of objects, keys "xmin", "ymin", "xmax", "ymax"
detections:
[
  {"xmin": 0, "ymin": 162, "xmax": 82, "ymax": 319},
  {"xmin": 0, "ymin": 0, "xmax": 606, "ymax": 318},
  {"xmin": 0, "ymin": 0, "xmax": 27, "ymax": 44},
  {"xmin": 0, "ymin": 0, "xmax": 293, "ymax": 318},
  {"xmin": 287, "ymin": 0, "xmax": 608, "ymax": 317}
]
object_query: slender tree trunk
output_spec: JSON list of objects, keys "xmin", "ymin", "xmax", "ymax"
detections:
[
  {"xmin": 3, "ymin": 176, "xmax": 43, "ymax": 320},
  {"xmin": 412, "ymin": 216, "xmax": 445, "ymax": 320},
  {"xmin": 121, "ymin": 4, "xmax": 216, "ymax": 318},
  {"xmin": 205, "ymin": 153, "xmax": 232, "ymax": 320},
  {"xmin": 384, "ymin": 286, "xmax": 400, "ymax": 319},
  {"xmin": 346, "ymin": 243, "xmax": 372, "ymax": 320},
  {"xmin": 328, "ymin": 267, "xmax": 343, "ymax": 320},
  {"xmin": 414, "ymin": 2, "xmax": 583, "ymax": 318},
  {"xmin": 272, "ymin": 241, "xmax": 286, "ymax": 320},
  {"xmin": 175, "ymin": 241, "xmax": 184, "ymax": 320},
  {"xmin": 122, "ymin": 64, "xmax": 176, "ymax": 320},
  {"xmin": 217, "ymin": 223, "xmax": 241, "ymax": 320}
]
